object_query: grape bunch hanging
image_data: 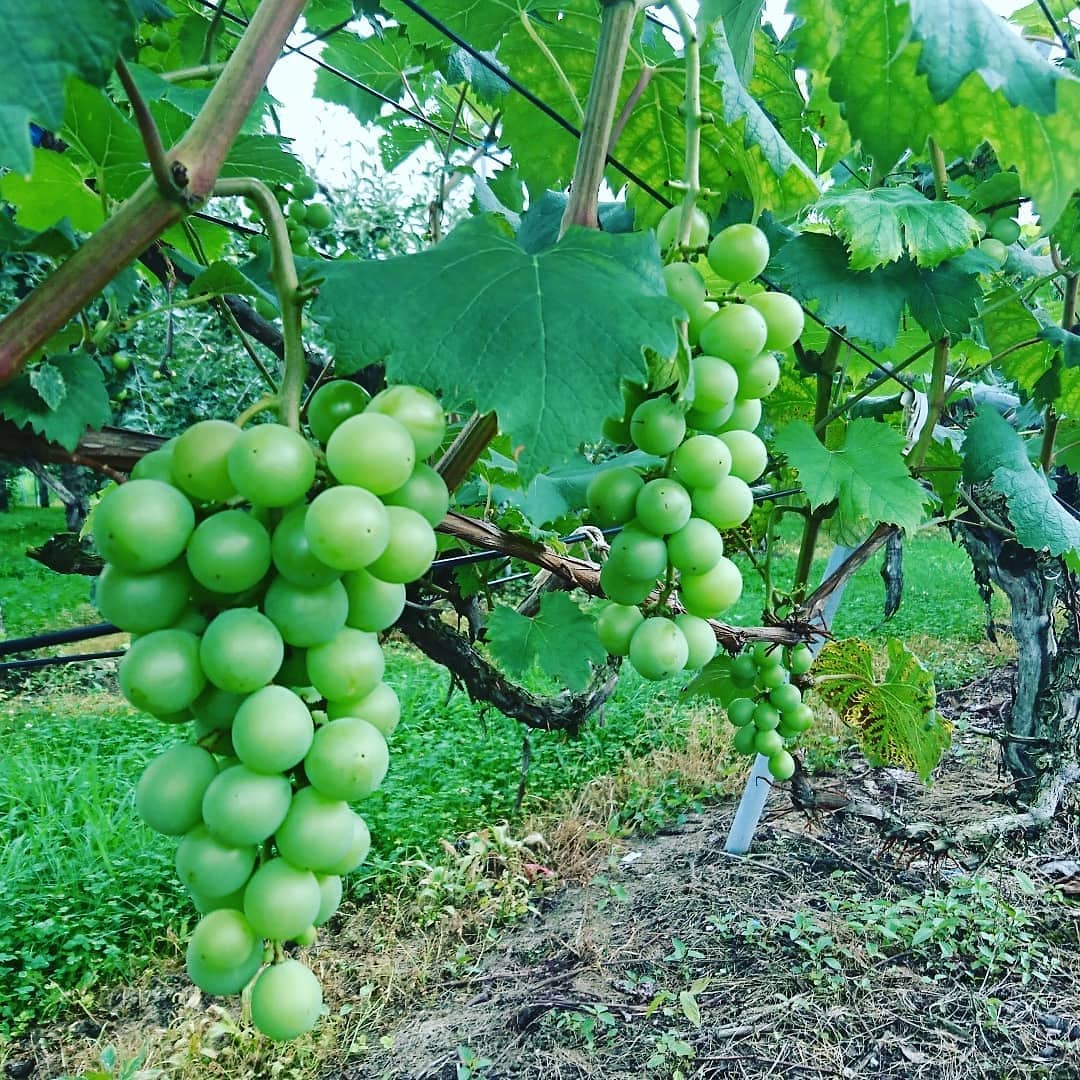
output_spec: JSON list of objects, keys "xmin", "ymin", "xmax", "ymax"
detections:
[
  {"xmin": 93, "ymin": 381, "xmax": 448, "ymax": 1041},
  {"xmin": 590, "ymin": 214, "xmax": 803, "ymax": 685}
]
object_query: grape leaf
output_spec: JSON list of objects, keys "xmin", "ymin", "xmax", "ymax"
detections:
[
  {"xmin": 980, "ymin": 286, "xmax": 1054, "ymax": 400},
  {"xmin": 61, "ymin": 82, "xmax": 146, "ymax": 203},
  {"xmin": 920, "ymin": 439, "xmax": 963, "ymax": 518},
  {"xmin": 1052, "ymin": 194, "xmax": 1080, "ymax": 265},
  {"xmin": 187, "ymin": 262, "xmax": 261, "ymax": 298},
  {"xmin": 698, "ymin": 0, "xmax": 766, "ymax": 82},
  {"xmin": 962, "ymin": 404, "xmax": 1080, "ymax": 567},
  {"xmin": 486, "ymin": 591, "xmax": 606, "ymax": 692},
  {"xmin": 0, "ymin": 150, "xmax": 104, "ymax": 233},
  {"xmin": 314, "ymin": 28, "xmax": 417, "ymax": 125},
  {"xmin": 814, "ymin": 637, "xmax": 949, "ymax": 781},
  {"xmin": 384, "ymin": 0, "xmax": 560, "ymax": 52},
  {"xmin": 749, "ymin": 28, "xmax": 819, "ymax": 172},
  {"xmin": 903, "ymin": 260, "xmax": 982, "ymax": 340},
  {"xmin": 312, "ymin": 214, "xmax": 681, "ymax": 477},
  {"xmin": 29, "ymin": 363, "xmax": 67, "ymax": 411},
  {"xmin": 770, "ymin": 233, "xmax": 909, "ymax": 349},
  {"xmin": 774, "ymin": 419, "xmax": 929, "ymax": 543},
  {"xmin": 0, "ymin": 353, "xmax": 110, "ymax": 451},
  {"xmin": 0, "ymin": 0, "xmax": 134, "ymax": 173},
  {"xmin": 814, "ymin": 187, "xmax": 982, "ymax": 270},
  {"xmin": 683, "ymin": 653, "xmax": 737, "ymax": 702},
  {"xmin": 1040, "ymin": 324, "xmax": 1080, "ymax": 368}
]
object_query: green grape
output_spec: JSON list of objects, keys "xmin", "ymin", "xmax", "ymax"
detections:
[
  {"xmin": 685, "ymin": 401, "xmax": 735, "ymax": 433},
  {"xmin": 366, "ymin": 506, "xmax": 437, "ymax": 583},
  {"xmin": 595, "ymin": 603, "xmax": 645, "ymax": 656},
  {"xmin": 599, "ymin": 560, "xmax": 654, "ymax": 605},
  {"xmin": 719, "ymin": 430, "xmax": 768, "ymax": 484},
  {"xmin": 326, "ymin": 413, "xmax": 415, "ymax": 494},
  {"xmin": 314, "ymin": 875, "xmax": 343, "ymax": 926},
  {"xmin": 304, "ymin": 486, "xmax": 390, "ymax": 570},
  {"xmin": 342, "ymin": 568, "xmax": 406, "ymax": 632},
  {"xmin": 135, "ymin": 743, "xmax": 219, "ymax": 836},
  {"xmin": 323, "ymin": 814, "xmax": 371, "ymax": 875},
  {"xmin": 171, "ymin": 607, "xmax": 209, "ymax": 635},
  {"xmin": 706, "ymin": 223, "xmax": 770, "ymax": 283},
  {"xmin": 250, "ymin": 960, "xmax": 323, "ymax": 1041},
  {"xmin": 717, "ymin": 398, "xmax": 762, "ymax": 434},
  {"xmin": 630, "ymin": 397, "xmax": 686, "ymax": 457},
  {"xmin": 188, "ymin": 908, "xmax": 260, "ymax": 974},
  {"xmin": 635, "ymin": 478, "xmax": 692, "ymax": 536},
  {"xmin": 666, "ymin": 517, "xmax": 724, "ymax": 575},
  {"xmin": 288, "ymin": 199, "xmax": 307, "ymax": 223},
  {"xmin": 690, "ymin": 355, "xmax": 740, "ymax": 413},
  {"xmin": 988, "ymin": 217, "xmax": 1020, "ymax": 245},
  {"xmin": 732, "ymin": 722, "xmax": 758, "ymax": 755},
  {"xmin": 175, "ymin": 824, "xmax": 257, "ymax": 897},
  {"xmin": 656, "ymin": 204, "xmax": 709, "ymax": 250},
  {"xmin": 687, "ymin": 301, "xmax": 719, "ymax": 347},
  {"xmin": 186, "ymin": 510, "xmax": 272, "ymax": 595},
  {"xmin": 754, "ymin": 728, "xmax": 785, "ymax": 757},
  {"xmin": 293, "ymin": 175, "xmax": 317, "ymax": 200},
  {"xmin": 304, "ymin": 202, "xmax": 334, "ymax": 230},
  {"xmin": 674, "ymin": 613, "xmax": 717, "ymax": 669},
  {"xmin": 270, "ymin": 505, "xmax": 341, "ymax": 588},
  {"xmin": 200, "ymin": 608, "xmax": 283, "ymax": 694},
  {"xmin": 786, "ymin": 703, "xmax": 814, "ymax": 732},
  {"xmin": 607, "ymin": 523, "xmax": 668, "ymax": 581},
  {"xmin": 678, "ymin": 555, "xmax": 742, "ymax": 618},
  {"xmin": 119, "ymin": 629, "xmax": 205, "ymax": 715},
  {"xmin": 366, "ymin": 385, "xmax": 446, "ymax": 460},
  {"xmin": 586, "ymin": 467, "xmax": 644, "ymax": 527},
  {"xmin": 275, "ymin": 648, "xmax": 310, "ymax": 689},
  {"xmin": 672, "ymin": 434, "xmax": 732, "ymax": 488},
  {"xmin": 202, "ymin": 764, "xmax": 292, "ymax": 847},
  {"xmin": 130, "ymin": 446, "xmax": 175, "ymax": 484},
  {"xmin": 95, "ymin": 560, "xmax": 192, "ymax": 634},
  {"xmin": 244, "ymin": 859, "xmax": 322, "ymax": 943},
  {"xmin": 769, "ymin": 682, "xmax": 802, "ymax": 713},
  {"xmin": 326, "ymin": 682, "xmax": 400, "ymax": 737},
  {"xmin": 752, "ymin": 703, "xmax": 780, "ymax": 730},
  {"xmin": 187, "ymin": 935, "xmax": 264, "ymax": 998},
  {"xmin": 691, "ymin": 475, "xmax": 754, "ymax": 531},
  {"xmin": 93, "ymin": 479, "xmax": 194, "ymax": 573},
  {"xmin": 306, "ymin": 627, "xmax": 384, "ymax": 702},
  {"xmin": 274, "ymin": 786, "xmax": 355, "ymax": 871},
  {"xmin": 746, "ymin": 291, "xmax": 805, "ymax": 350},
  {"xmin": 232, "ymin": 686, "xmax": 314, "ymax": 774},
  {"xmin": 171, "ymin": 420, "xmax": 241, "ymax": 503},
  {"xmin": 383, "ymin": 463, "xmax": 450, "ymax": 526},
  {"xmin": 663, "ymin": 262, "xmax": 707, "ymax": 313},
  {"xmin": 628, "ymin": 617, "xmax": 689, "ymax": 680},
  {"xmin": 149, "ymin": 27, "xmax": 171, "ymax": 51},
  {"xmin": 263, "ymin": 575, "xmax": 349, "ymax": 647},
  {"xmin": 306, "ymin": 381, "xmax": 371, "ymax": 444},
  {"xmin": 304, "ymin": 717, "xmax": 388, "ymax": 801},
  {"xmin": 752, "ymin": 641, "xmax": 780, "ymax": 668},
  {"xmin": 979, "ymin": 238, "xmax": 1007, "ymax": 266},
  {"xmin": 788, "ymin": 643, "xmax": 813, "ymax": 675},
  {"xmin": 192, "ymin": 685, "xmax": 245, "ymax": 731},
  {"xmin": 227, "ymin": 425, "xmax": 316, "ymax": 508},
  {"xmin": 188, "ymin": 884, "xmax": 247, "ymax": 916},
  {"xmin": 730, "ymin": 654, "xmax": 758, "ymax": 687},
  {"xmin": 727, "ymin": 696, "xmax": 755, "ymax": 727},
  {"xmin": 757, "ymin": 664, "xmax": 787, "ymax": 691},
  {"xmin": 734, "ymin": 352, "xmax": 780, "ymax": 400},
  {"xmin": 769, "ymin": 749, "xmax": 796, "ymax": 781},
  {"xmin": 698, "ymin": 304, "xmax": 769, "ymax": 367}
]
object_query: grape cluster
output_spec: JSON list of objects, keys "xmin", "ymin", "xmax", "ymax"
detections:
[
  {"xmin": 590, "ymin": 214, "xmax": 803, "ymax": 683},
  {"xmin": 93, "ymin": 381, "xmax": 449, "ymax": 1040},
  {"xmin": 976, "ymin": 204, "xmax": 1021, "ymax": 267},
  {"xmin": 711, "ymin": 641, "xmax": 815, "ymax": 780}
]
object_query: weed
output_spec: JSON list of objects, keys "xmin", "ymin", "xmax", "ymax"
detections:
[
  {"xmin": 550, "ymin": 1003, "xmax": 617, "ymax": 1050},
  {"xmin": 456, "ymin": 1043, "xmax": 493, "ymax": 1079}
]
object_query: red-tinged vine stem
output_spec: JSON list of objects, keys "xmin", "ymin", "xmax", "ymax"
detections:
[
  {"xmin": 0, "ymin": 0, "xmax": 308, "ymax": 386},
  {"xmin": 909, "ymin": 336, "xmax": 950, "ymax": 469},
  {"xmin": 115, "ymin": 58, "xmax": 173, "ymax": 197},
  {"xmin": 560, "ymin": 0, "xmax": 640, "ymax": 235},
  {"xmin": 1042, "ymin": 268, "xmax": 1077, "ymax": 472},
  {"xmin": 662, "ymin": 0, "xmax": 704, "ymax": 247}
]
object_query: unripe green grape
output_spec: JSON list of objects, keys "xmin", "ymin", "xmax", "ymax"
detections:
[
  {"xmin": 635, "ymin": 478, "xmax": 692, "ymax": 536},
  {"xmin": 93, "ymin": 479, "xmax": 194, "ymax": 573},
  {"xmin": 232, "ymin": 685, "xmax": 314, "ymax": 774},
  {"xmin": 244, "ymin": 859, "xmax": 322, "ymax": 943},
  {"xmin": 188, "ymin": 908, "xmax": 260, "ymax": 975},
  {"xmin": 678, "ymin": 555, "xmax": 742, "ymax": 618},
  {"xmin": 366, "ymin": 506, "xmax": 437, "ymax": 583},
  {"xmin": 304, "ymin": 717, "xmax": 389, "ymax": 801},
  {"xmin": 663, "ymin": 262, "xmax": 707, "ymax": 313},
  {"xmin": 293, "ymin": 174, "xmax": 317, "ymax": 200},
  {"xmin": 685, "ymin": 401, "xmax": 735, "ymax": 433},
  {"xmin": 687, "ymin": 301, "xmax": 719, "ymax": 347},
  {"xmin": 674, "ymin": 613, "xmax": 716, "ymax": 669},
  {"xmin": 599, "ymin": 559, "xmax": 654, "ymax": 605},
  {"xmin": 707, "ymin": 223, "xmax": 770, "ymax": 283},
  {"xmin": 171, "ymin": 420, "xmax": 241, "ymax": 503},
  {"xmin": 734, "ymin": 352, "xmax": 780, "ymax": 400},
  {"xmin": 720, "ymin": 430, "xmax": 768, "ymax": 484},
  {"xmin": 271, "ymin": 505, "xmax": 342, "ymax": 588},
  {"xmin": 306, "ymin": 627, "xmax": 385, "ymax": 703},
  {"xmin": 342, "ymin": 568, "xmax": 406, "ymax": 632},
  {"xmin": 186, "ymin": 510, "xmax": 272, "ymax": 595},
  {"xmin": 787, "ymin": 703, "xmax": 814, "ymax": 731},
  {"xmin": 717, "ymin": 398, "xmax": 762, "ymax": 434},
  {"xmin": 326, "ymin": 413, "xmax": 415, "ymax": 494},
  {"xmin": 135, "ymin": 743, "xmax": 219, "ymax": 836},
  {"xmin": 263, "ymin": 575, "xmax": 349, "ymax": 647},
  {"xmin": 314, "ymin": 874, "xmax": 343, "ymax": 926},
  {"xmin": 202, "ymin": 764, "xmax": 292, "ymax": 847},
  {"xmin": 630, "ymin": 397, "xmax": 686, "ymax": 456},
  {"xmin": 326, "ymin": 682, "xmax": 400, "ymax": 738},
  {"xmin": 288, "ymin": 199, "xmax": 308, "ymax": 223},
  {"xmin": 95, "ymin": 560, "xmax": 192, "ymax": 634},
  {"xmin": 788, "ymin": 643, "xmax": 813, "ymax": 675},
  {"xmin": 757, "ymin": 664, "xmax": 787, "ymax": 691},
  {"xmin": 175, "ymin": 824, "xmax": 257, "ymax": 898},
  {"xmin": 732, "ymin": 722, "xmax": 758, "ymax": 755},
  {"xmin": 690, "ymin": 354, "xmax": 739, "ymax": 413},
  {"xmin": 130, "ymin": 446, "xmax": 175, "ymax": 484},
  {"xmin": 608, "ymin": 522, "xmax": 668, "ymax": 581},
  {"xmin": 769, "ymin": 749, "xmax": 796, "ymax": 781},
  {"xmin": 192, "ymin": 685, "xmax": 245, "ymax": 731},
  {"xmin": 323, "ymin": 814, "xmax": 371, "ymax": 875},
  {"xmin": 979, "ymin": 238, "xmax": 1007, "ymax": 266},
  {"xmin": 699, "ymin": 304, "xmax": 769, "ymax": 367},
  {"xmin": 366, "ymin": 385, "xmax": 446, "ymax": 460},
  {"xmin": 746, "ymin": 291, "xmax": 805, "ymax": 350},
  {"xmin": 275, "ymin": 648, "xmax": 310, "ymax": 690},
  {"xmin": 752, "ymin": 703, "xmax": 780, "ymax": 731},
  {"xmin": 727, "ymin": 696, "xmax": 755, "ymax": 727},
  {"xmin": 691, "ymin": 475, "xmax": 754, "ymax": 532},
  {"xmin": 383, "ymin": 463, "xmax": 450, "ymax": 527},
  {"xmin": 666, "ymin": 517, "xmax": 724, "ymax": 575},
  {"xmin": 149, "ymin": 27, "xmax": 171, "ymax": 51},
  {"xmin": 187, "ymin": 933, "xmax": 264, "ymax": 998},
  {"xmin": 250, "ymin": 959, "xmax": 323, "ymax": 1041},
  {"xmin": 769, "ymin": 682, "xmax": 802, "ymax": 713},
  {"xmin": 200, "ymin": 608, "xmax": 283, "ymax": 694},
  {"xmin": 274, "ymin": 786, "xmax": 356, "ymax": 871},
  {"xmin": 586, "ymin": 467, "xmax": 644, "ymax": 527},
  {"xmin": 595, "ymin": 602, "xmax": 645, "ymax": 656},
  {"xmin": 306, "ymin": 381, "xmax": 371, "ymax": 444},
  {"xmin": 604, "ymin": 381, "xmax": 650, "ymax": 444},
  {"xmin": 656, "ymin": 204, "xmax": 709, "ymax": 251},
  {"xmin": 304, "ymin": 201, "xmax": 334, "ymax": 230},
  {"xmin": 628, "ymin": 617, "xmax": 689, "ymax": 680},
  {"xmin": 119, "ymin": 629, "xmax": 205, "ymax": 715},
  {"xmin": 672, "ymin": 434, "xmax": 732, "ymax": 488},
  {"xmin": 754, "ymin": 728, "xmax": 785, "ymax": 757},
  {"xmin": 227, "ymin": 424, "xmax": 316, "ymax": 508},
  {"xmin": 988, "ymin": 217, "xmax": 1020, "ymax": 245},
  {"xmin": 305, "ymin": 486, "xmax": 391, "ymax": 571},
  {"xmin": 730, "ymin": 654, "xmax": 758, "ymax": 687},
  {"xmin": 752, "ymin": 641, "xmax": 781, "ymax": 668}
]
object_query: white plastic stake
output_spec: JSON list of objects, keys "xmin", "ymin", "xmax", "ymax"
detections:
[{"xmin": 723, "ymin": 543, "xmax": 856, "ymax": 854}]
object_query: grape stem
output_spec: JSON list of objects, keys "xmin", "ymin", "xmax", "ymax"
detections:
[
  {"xmin": 1041, "ymin": 267, "xmax": 1077, "ymax": 471},
  {"xmin": 663, "ymin": 0, "xmax": 704, "ymax": 247},
  {"xmin": 115, "ymin": 58, "xmax": 175, "ymax": 200}
]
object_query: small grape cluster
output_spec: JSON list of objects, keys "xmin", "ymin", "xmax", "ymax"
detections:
[
  {"xmin": 93, "ymin": 380, "xmax": 449, "ymax": 1041},
  {"xmin": 975, "ymin": 205, "xmax": 1021, "ymax": 268},
  {"xmin": 590, "ymin": 213, "xmax": 803, "ymax": 683},
  {"xmin": 712, "ymin": 641, "xmax": 815, "ymax": 781}
]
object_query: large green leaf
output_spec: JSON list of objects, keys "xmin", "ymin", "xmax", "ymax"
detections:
[
  {"xmin": 314, "ymin": 27, "xmax": 419, "ymax": 125},
  {"xmin": 0, "ymin": 0, "xmax": 135, "ymax": 173},
  {"xmin": 311, "ymin": 214, "xmax": 682, "ymax": 477},
  {"xmin": 904, "ymin": 260, "xmax": 982, "ymax": 340},
  {"xmin": 0, "ymin": 150, "xmax": 104, "ymax": 232},
  {"xmin": 814, "ymin": 186, "xmax": 982, "ymax": 270},
  {"xmin": 981, "ymin": 285, "xmax": 1054, "ymax": 399},
  {"xmin": 698, "ymin": 0, "xmax": 766, "ymax": 82},
  {"xmin": 748, "ymin": 29, "xmax": 818, "ymax": 172},
  {"xmin": 814, "ymin": 637, "xmax": 949, "ymax": 782},
  {"xmin": 384, "ymin": 0, "xmax": 560, "ymax": 52},
  {"xmin": 774, "ymin": 418, "xmax": 929, "ymax": 543},
  {"xmin": 61, "ymin": 82, "xmax": 147, "ymax": 203}
]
